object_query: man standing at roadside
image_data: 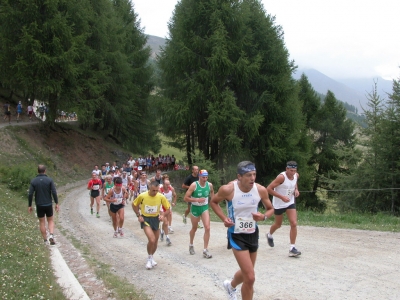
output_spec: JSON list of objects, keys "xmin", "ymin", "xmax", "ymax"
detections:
[
  {"xmin": 266, "ymin": 161, "xmax": 301, "ymax": 257},
  {"xmin": 210, "ymin": 161, "xmax": 274, "ymax": 300},
  {"xmin": 28, "ymin": 165, "xmax": 59, "ymax": 245},
  {"xmin": 184, "ymin": 169, "xmax": 214, "ymax": 258},
  {"xmin": 182, "ymin": 165, "xmax": 203, "ymax": 228},
  {"xmin": 132, "ymin": 181, "xmax": 171, "ymax": 270}
]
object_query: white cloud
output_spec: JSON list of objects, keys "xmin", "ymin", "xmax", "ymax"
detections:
[{"xmin": 132, "ymin": 0, "xmax": 400, "ymax": 79}]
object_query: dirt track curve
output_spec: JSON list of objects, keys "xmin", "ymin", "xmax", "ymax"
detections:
[{"xmin": 55, "ymin": 181, "xmax": 400, "ymax": 300}]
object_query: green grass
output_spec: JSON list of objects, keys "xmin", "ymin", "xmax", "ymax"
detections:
[
  {"xmin": 0, "ymin": 186, "xmax": 65, "ymax": 300},
  {"xmin": 171, "ymin": 190, "xmax": 400, "ymax": 232},
  {"xmin": 297, "ymin": 210, "xmax": 400, "ymax": 232},
  {"xmin": 157, "ymin": 134, "xmax": 185, "ymax": 164}
]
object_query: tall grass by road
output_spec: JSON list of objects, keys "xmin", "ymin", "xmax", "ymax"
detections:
[{"xmin": 0, "ymin": 185, "xmax": 64, "ymax": 300}]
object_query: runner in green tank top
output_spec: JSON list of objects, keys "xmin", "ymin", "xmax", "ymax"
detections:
[{"xmin": 184, "ymin": 170, "xmax": 215, "ymax": 258}]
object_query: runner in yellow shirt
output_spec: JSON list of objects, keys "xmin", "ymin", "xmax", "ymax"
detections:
[{"xmin": 132, "ymin": 181, "xmax": 171, "ymax": 270}]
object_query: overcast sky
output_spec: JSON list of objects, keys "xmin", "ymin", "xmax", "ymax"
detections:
[{"xmin": 133, "ymin": 0, "xmax": 400, "ymax": 80}]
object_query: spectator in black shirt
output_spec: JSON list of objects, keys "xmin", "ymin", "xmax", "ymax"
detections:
[{"xmin": 28, "ymin": 165, "xmax": 59, "ymax": 245}]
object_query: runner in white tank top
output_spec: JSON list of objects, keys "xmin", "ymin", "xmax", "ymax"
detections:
[
  {"xmin": 211, "ymin": 161, "xmax": 273, "ymax": 300},
  {"xmin": 266, "ymin": 161, "xmax": 301, "ymax": 257},
  {"xmin": 104, "ymin": 177, "xmax": 128, "ymax": 238},
  {"xmin": 159, "ymin": 179, "xmax": 177, "ymax": 243}
]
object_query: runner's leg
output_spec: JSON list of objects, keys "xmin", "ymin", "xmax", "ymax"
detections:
[{"xmin": 231, "ymin": 249, "xmax": 257, "ymax": 300}]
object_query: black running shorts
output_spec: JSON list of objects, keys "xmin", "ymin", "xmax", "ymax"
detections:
[
  {"xmin": 274, "ymin": 203, "xmax": 296, "ymax": 215},
  {"xmin": 140, "ymin": 216, "xmax": 160, "ymax": 231},
  {"xmin": 227, "ymin": 226, "xmax": 259, "ymax": 253},
  {"xmin": 110, "ymin": 204, "xmax": 124, "ymax": 213},
  {"xmin": 36, "ymin": 205, "xmax": 53, "ymax": 218},
  {"xmin": 90, "ymin": 190, "xmax": 100, "ymax": 198}
]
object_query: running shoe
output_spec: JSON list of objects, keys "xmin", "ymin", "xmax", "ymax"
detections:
[
  {"xmin": 146, "ymin": 259, "xmax": 153, "ymax": 270},
  {"xmin": 119, "ymin": 229, "xmax": 124, "ymax": 237},
  {"xmin": 96, "ymin": 213, "xmax": 100, "ymax": 218},
  {"xmin": 160, "ymin": 230, "xmax": 164, "ymax": 241},
  {"xmin": 151, "ymin": 258, "xmax": 157, "ymax": 267},
  {"xmin": 168, "ymin": 227, "xmax": 174, "ymax": 234},
  {"xmin": 182, "ymin": 214, "xmax": 187, "ymax": 224},
  {"xmin": 91, "ymin": 208, "xmax": 93, "ymax": 215},
  {"xmin": 223, "ymin": 280, "xmax": 237, "ymax": 300},
  {"xmin": 289, "ymin": 247, "xmax": 302, "ymax": 257},
  {"xmin": 44, "ymin": 239, "xmax": 49, "ymax": 245},
  {"xmin": 49, "ymin": 235, "xmax": 56, "ymax": 245},
  {"xmin": 266, "ymin": 233, "xmax": 274, "ymax": 247},
  {"xmin": 113, "ymin": 231, "xmax": 118, "ymax": 238},
  {"xmin": 189, "ymin": 245, "xmax": 195, "ymax": 255},
  {"xmin": 197, "ymin": 222, "xmax": 203, "ymax": 229},
  {"xmin": 166, "ymin": 237, "xmax": 172, "ymax": 246},
  {"xmin": 203, "ymin": 249, "xmax": 212, "ymax": 259}
]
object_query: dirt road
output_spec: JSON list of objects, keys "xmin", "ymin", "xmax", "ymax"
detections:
[{"xmin": 58, "ymin": 183, "xmax": 400, "ymax": 300}]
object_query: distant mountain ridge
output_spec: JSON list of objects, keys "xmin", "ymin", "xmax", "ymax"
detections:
[
  {"xmin": 146, "ymin": 35, "xmax": 166, "ymax": 58},
  {"xmin": 293, "ymin": 68, "xmax": 393, "ymax": 111},
  {"xmin": 145, "ymin": 35, "xmax": 394, "ymax": 112}
]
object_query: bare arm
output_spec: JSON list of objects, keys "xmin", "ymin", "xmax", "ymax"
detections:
[
  {"xmin": 210, "ymin": 184, "xmax": 235, "ymax": 228},
  {"xmin": 104, "ymin": 189, "xmax": 115, "ymax": 203},
  {"xmin": 294, "ymin": 173, "xmax": 300, "ymax": 197},
  {"xmin": 209, "ymin": 183, "xmax": 215, "ymax": 199},
  {"xmin": 171, "ymin": 187, "xmax": 177, "ymax": 206},
  {"xmin": 266, "ymin": 174, "xmax": 290, "ymax": 202},
  {"xmin": 251, "ymin": 184, "xmax": 274, "ymax": 221}
]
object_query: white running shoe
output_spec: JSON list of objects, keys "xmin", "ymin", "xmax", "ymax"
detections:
[
  {"xmin": 49, "ymin": 235, "xmax": 56, "ymax": 245},
  {"xmin": 203, "ymin": 249, "xmax": 212, "ymax": 259},
  {"xmin": 166, "ymin": 237, "xmax": 172, "ymax": 246},
  {"xmin": 151, "ymin": 258, "xmax": 157, "ymax": 267},
  {"xmin": 223, "ymin": 280, "xmax": 237, "ymax": 300},
  {"xmin": 146, "ymin": 260, "xmax": 153, "ymax": 270},
  {"xmin": 168, "ymin": 227, "xmax": 174, "ymax": 234}
]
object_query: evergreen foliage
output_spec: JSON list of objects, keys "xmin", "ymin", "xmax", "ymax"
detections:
[
  {"xmin": 157, "ymin": 0, "xmax": 306, "ymax": 183},
  {"xmin": 309, "ymin": 90, "xmax": 359, "ymax": 211},
  {"xmin": 334, "ymin": 81, "xmax": 396, "ymax": 213},
  {"xmin": 0, "ymin": 0, "xmax": 158, "ymax": 153}
]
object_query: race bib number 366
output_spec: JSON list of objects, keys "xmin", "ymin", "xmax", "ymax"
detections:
[{"xmin": 234, "ymin": 217, "xmax": 256, "ymax": 233}]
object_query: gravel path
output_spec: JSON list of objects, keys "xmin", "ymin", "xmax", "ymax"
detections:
[{"xmin": 57, "ymin": 183, "xmax": 400, "ymax": 300}]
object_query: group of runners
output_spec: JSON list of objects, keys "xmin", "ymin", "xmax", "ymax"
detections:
[
  {"xmin": 3, "ymin": 101, "xmax": 31, "ymax": 123},
  {"xmin": 85, "ymin": 158, "xmax": 302, "ymax": 300}
]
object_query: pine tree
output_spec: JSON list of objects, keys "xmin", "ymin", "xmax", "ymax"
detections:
[
  {"xmin": 310, "ymin": 90, "xmax": 357, "ymax": 210},
  {"xmin": 158, "ymin": 0, "xmax": 306, "ymax": 181},
  {"xmin": 0, "ymin": 0, "xmax": 88, "ymax": 123}
]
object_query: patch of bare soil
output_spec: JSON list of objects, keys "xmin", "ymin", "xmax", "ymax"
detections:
[
  {"xmin": 4, "ymin": 122, "xmax": 130, "ymax": 180},
  {"xmin": 58, "ymin": 184, "xmax": 400, "ymax": 300}
]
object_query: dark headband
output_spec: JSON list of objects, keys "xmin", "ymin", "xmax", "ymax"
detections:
[
  {"xmin": 287, "ymin": 164, "xmax": 297, "ymax": 169},
  {"xmin": 238, "ymin": 164, "xmax": 256, "ymax": 175}
]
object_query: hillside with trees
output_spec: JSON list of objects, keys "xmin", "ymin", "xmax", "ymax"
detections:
[{"xmin": 0, "ymin": 0, "xmax": 399, "ymax": 215}]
